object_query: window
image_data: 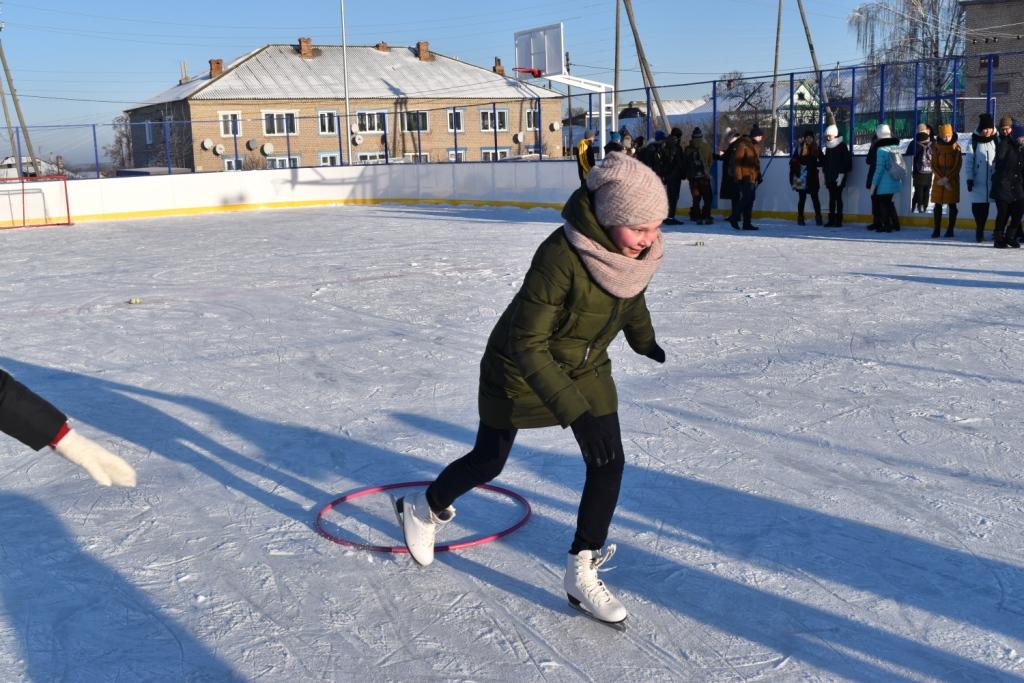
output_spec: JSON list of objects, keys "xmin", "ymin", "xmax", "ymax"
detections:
[
  {"xmin": 796, "ymin": 91, "xmax": 807, "ymax": 102},
  {"xmin": 524, "ymin": 145, "xmax": 541, "ymax": 156},
  {"xmin": 357, "ymin": 111, "xmax": 387, "ymax": 133},
  {"xmin": 144, "ymin": 120, "xmax": 153, "ymax": 145},
  {"xmin": 266, "ymin": 155, "xmax": 300, "ymax": 169},
  {"xmin": 357, "ymin": 151, "xmax": 387, "ymax": 164},
  {"xmin": 526, "ymin": 108, "xmax": 540, "ymax": 131},
  {"xmin": 403, "ymin": 152, "xmax": 429, "ymax": 163},
  {"xmin": 224, "ymin": 157, "xmax": 241, "ymax": 171},
  {"xmin": 401, "ymin": 111, "xmax": 429, "ymax": 132},
  {"xmin": 219, "ymin": 111, "xmax": 242, "ymax": 137},
  {"xmin": 319, "ymin": 111, "xmax": 338, "ymax": 135},
  {"xmin": 448, "ymin": 148, "xmax": 467, "ymax": 162},
  {"xmin": 319, "ymin": 152, "xmax": 340, "ymax": 166},
  {"xmin": 481, "ymin": 147, "xmax": 510, "ymax": 161},
  {"xmin": 480, "ymin": 109, "xmax": 509, "ymax": 132},
  {"xmin": 447, "ymin": 109, "xmax": 464, "ymax": 132},
  {"xmin": 263, "ymin": 111, "xmax": 297, "ymax": 136}
]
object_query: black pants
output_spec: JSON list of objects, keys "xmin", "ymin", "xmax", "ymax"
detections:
[
  {"xmin": 797, "ymin": 189, "xmax": 821, "ymax": 223},
  {"xmin": 0, "ymin": 370, "xmax": 66, "ymax": 450},
  {"xmin": 665, "ymin": 177, "xmax": 682, "ymax": 220},
  {"xmin": 827, "ymin": 183, "xmax": 844, "ymax": 223},
  {"xmin": 689, "ymin": 178, "xmax": 712, "ymax": 221},
  {"xmin": 972, "ymin": 203, "xmax": 991, "ymax": 240},
  {"xmin": 427, "ymin": 417, "xmax": 625, "ymax": 554},
  {"xmin": 933, "ymin": 203, "xmax": 958, "ymax": 232},
  {"xmin": 912, "ymin": 173, "xmax": 932, "ymax": 211},
  {"xmin": 876, "ymin": 194, "xmax": 899, "ymax": 231},
  {"xmin": 994, "ymin": 199, "xmax": 1024, "ymax": 242},
  {"xmin": 737, "ymin": 181, "xmax": 757, "ymax": 227},
  {"xmin": 869, "ymin": 194, "xmax": 881, "ymax": 227}
]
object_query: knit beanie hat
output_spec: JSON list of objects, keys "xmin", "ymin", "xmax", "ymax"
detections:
[
  {"xmin": 587, "ymin": 152, "xmax": 669, "ymax": 227},
  {"xmin": 692, "ymin": 127, "xmax": 703, "ymax": 139},
  {"xmin": 750, "ymin": 124, "xmax": 764, "ymax": 138},
  {"xmin": 916, "ymin": 123, "xmax": 929, "ymax": 134},
  {"xmin": 876, "ymin": 123, "xmax": 892, "ymax": 138},
  {"xmin": 825, "ymin": 124, "xmax": 839, "ymax": 138},
  {"xmin": 999, "ymin": 115, "xmax": 1014, "ymax": 129},
  {"xmin": 978, "ymin": 112, "xmax": 994, "ymax": 130},
  {"xmin": 938, "ymin": 123, "xmax": 953, "ymax": 139},
  {"xmin": 610, "ymin": 131, "xmax": 622, "ymax": 142},
  {"xmin": 654, "ymin": 130, "xmax": 667, "ymax": 141}
]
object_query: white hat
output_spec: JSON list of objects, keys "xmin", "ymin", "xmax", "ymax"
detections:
[
  {"xmin": 825, "ymin": 124, "xmax": 839, "ymax": 138},
  {"xmin": 875, "ymin": 124, "xmax": 892, "ymax": 138}
]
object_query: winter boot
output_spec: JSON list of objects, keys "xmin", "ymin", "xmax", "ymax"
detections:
[
  {"xmin": 815, "ymin": 212, "xmax": 823, "ymax": 226},
  {"xmin": 564, "ymin": 545, "xmax": 628, "ymax": 625},
  {"xmin": 976, "ymin": 225, "xmax": 984, "ymax": 242},
  {"xmin": 945, "ymin": 225, "xmax": 956, "ymax": 238},
  {"xmin": 796, "ymin": 210, "xmax": 806, "ymax": 226},
  {"xmin": 397, "ymin": 490, "xmax": 454, "ymax": 566}
]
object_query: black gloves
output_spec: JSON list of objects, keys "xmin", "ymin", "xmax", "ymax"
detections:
[
  {"xmin": 644, "ymin": 342, "xmax": 666, "ymax": 364},
  {"xmin": 967, "ymin": 179, "xmax": 974, "ymax": 193},
  {"xmin": 570, "ymin": 412, "xmax": 624, "ymax": 468}
]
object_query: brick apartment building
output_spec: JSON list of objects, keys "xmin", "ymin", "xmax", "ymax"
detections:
[
  {"xmin": 961, "ymin": 0, "xmax": 1024, "ymax": 129},
  {"xmin": 125, "ymin": 38, "xmax": 562, "ymax": 171}
]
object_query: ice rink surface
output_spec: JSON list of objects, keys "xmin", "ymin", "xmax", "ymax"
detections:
[{"xmin": 0, "ymin": 203, "xmax": 1022, "ymax": 681}]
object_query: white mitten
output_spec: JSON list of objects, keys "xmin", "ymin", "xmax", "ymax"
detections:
[{"xmin": 53, "ymin": 430, "xmax": 137, "ymax": 487}]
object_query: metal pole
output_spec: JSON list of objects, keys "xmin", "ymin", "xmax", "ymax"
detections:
[
  {"xmin": 789, "ymin": 72, "xmax": 795, "ymax": 154},
  {"xmin": 341, "ymin": 0, "xmax": 353, "ymax": 167},
  {"xmin": 951, "ymin": 57, "xmax": 958, "ymax": 131},
  {"xmin": 879, "ymin": 63, "xmax": 887, "ymax": 129},
  {"xmin": 711, "ymin": 80, "xmax": 718, "ymax": 208},
  {"xmin": 163, "ymin": 119, "xmax": 172, "ymax": 175},
  {"xmin": 492, "ymin": 102, "xmax": 499, "ymax": 161},
  {"xmin": 913, "ymin": 61, "xmax": 920, "ymax": 142},
  {"xmin": 383, "ymin": 113, "xmax": 389, "ymax": 164},
  {"xmin": 416, "ymin": 113, "xmax": 422, "ymax": 163},
  {"xmin": 0, "ymin": 64, "xmax": 14, "ymax": 158},
  {"xmin": 986, "ymin": 54, "xmax": 994, "ymax": 115},
  {"xmin": 817, "ymin": 69, "xmax": 825, "ymax": 143},
  {"xmin": 285, "ymin": 119, "xmax": 292, "ymax": 165},
  {"xmin": 535, "ymin": 97, "xmax": 542, "ymax": 157},
  {"xmin": 342, "ymin": 113, "xmax": 350, "ymax": 165},
  {"xmin": 613, "ymin": 0, "xmax": 620, "ymax": 134},
  {"xmin": 645, "ymin": 87, "xmax": 652, "ymax": 141},
  {"xmin": 13, "ymin": 124, "xmax": 20, "ymax": 176},
  {"xmin": 794, "ymin": 0, "xmax": 833, "ymax": 124},
  {"xmin": 770, "ymin": 0, "xmax": 783, "ymax": 153},
  {"xmin": 850, "ymin": 66, "xmax": 857, "ymax": 144},
  {"xmin": 92, "ymin": 124, "xmax": 100, "ymax": 178},
  {"xmin": 622, "ymin": 0, "xmax": 670, "ymax": 134},
  {"xmin": 452, "ymin": 108, "xmax": 459, "ymax": 162},
  {"xmin": 0, "ymin": 38, "xmax": 39, "ymax": 176},
  {"xmin": 232, "ymin": 118, "xmax": 240, "ymax": 170}
]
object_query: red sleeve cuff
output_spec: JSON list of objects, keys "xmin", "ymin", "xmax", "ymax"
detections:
[{"xmin": 49, "ymin": 422, "xmax": 71, "ymax": 448}]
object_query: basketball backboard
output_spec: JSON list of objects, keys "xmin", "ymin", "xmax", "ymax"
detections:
[{"xmin": 514, "ymin": 23, "xmax": 565, "ymax": 78}]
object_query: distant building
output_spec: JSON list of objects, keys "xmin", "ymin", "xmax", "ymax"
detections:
[
  {"xmin": 125, "ymin": 38, "xmax": 562, "ymax": 171},
  {"xmin": 0, "ymin": 156, "xmax": 68, "ymax": 179},
  {"xmin": 961, "ymin": 0, "xmax": 1024, "ymax": 129}
]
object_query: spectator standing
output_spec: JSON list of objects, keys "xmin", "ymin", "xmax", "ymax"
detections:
[
  {"xmin": 930, "ymin": 123, "xmax": 962, "ymax": 238},
  {"xmin": 991, "ymin": 116, "xmax": 1024, "ymax": 249},
  {"xmin": 684, "ymin": 128, "xmax": 714, "ymax": 224},
  {"xmin": 910, "ymin": 123, "xmax": 935, "ymax": 213},
  {"xmin": 660, "ymin": 128, "xmax": 687, "ymax": 225},
  {"xmin": 822, "ymin": 124, "xmax": 852, "ymax": 227},
  {"xmin": 789, "ymin": 129, "xmax": 824, "ymax": 226},
  {"xmin": 719, "ymin": 129, "xmax": 742, "ymax": 227},
  {"xmin": 865, "ymin": 133, "xmax": 883, "ymax": 230},
  {"xmin": 967, "ymin": 112, "xmax": 997, "ymax": 242},
  {"xmin": 870, "ymin": 124, "xmax": 905, "ymax": 233},
  {"xmin": 576, "ymin": 130, "xmax": 597, "ymax": 185},
  {"xmin": 732, "ymin": 125, "xmax": 765, "ymax": 230}
]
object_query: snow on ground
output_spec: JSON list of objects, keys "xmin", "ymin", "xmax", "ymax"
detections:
[{"xmin": 0, "ymin": 203, "xmax": 1022, "ymax": 681}]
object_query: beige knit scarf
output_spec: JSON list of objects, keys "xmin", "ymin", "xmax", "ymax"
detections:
[{"xmin": 563, "ymin": 222, "xmax": 664, "ymax": 298}]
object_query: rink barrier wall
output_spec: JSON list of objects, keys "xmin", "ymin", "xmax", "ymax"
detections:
[{"xmin": 2, "ymin": 157, "xmax": 964, "ymax": 229}]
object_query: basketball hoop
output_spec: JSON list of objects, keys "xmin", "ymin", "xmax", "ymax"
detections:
[{"xmin": 513, "ymin": 66, "xmax": 543, "ymax": 78}]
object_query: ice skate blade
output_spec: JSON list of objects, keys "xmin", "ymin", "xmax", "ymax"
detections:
[{"xmin": 567, "ymin": 595, "xmax": 627, "ymax": 631}]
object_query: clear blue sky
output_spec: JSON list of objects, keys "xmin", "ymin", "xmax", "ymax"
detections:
[{"xmin": 1, "ymin": 0, "xmax": 868, "ymax": 161}]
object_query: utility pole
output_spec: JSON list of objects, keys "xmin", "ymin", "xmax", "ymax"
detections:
[
  {"xmin": 613, "ymin": 0, "xmax": 620, "ymax": 133},
  {"xmin": 622, "ymin": 0, "xmax": 669, "ymax": 135},
  {"xmin": 769, "ymin": 0, "xmax": 783, "ymax": 154},
  {"xmin": 794, "ymin": 0, "xmax": 835, "ymax": 125},
  {"xmin": 340, "ymin": 0, "xmax": 352, "ymax": 165},
  {"xmin": 0, "ymin": 20, "xmax": 39, "ymax": 176}
]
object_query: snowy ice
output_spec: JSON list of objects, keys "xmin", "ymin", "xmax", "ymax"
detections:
[{"xmin": 0, "ymin": 204, "xmax": 1022, "ymax": 681}]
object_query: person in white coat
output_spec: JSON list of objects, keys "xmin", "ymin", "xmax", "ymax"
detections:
[{"xmin": 967, "ymin": 113, "xmax": 998, "ymax": 242}]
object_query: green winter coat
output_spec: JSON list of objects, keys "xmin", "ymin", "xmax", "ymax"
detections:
[{"xmin": 478, "ymin": 188, "xmax": 660, "ymax": 430}]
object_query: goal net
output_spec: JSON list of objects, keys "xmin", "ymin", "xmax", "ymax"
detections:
[{"xmin": 0, "ymin": 174, "xmax": 72, "ymax": 229}]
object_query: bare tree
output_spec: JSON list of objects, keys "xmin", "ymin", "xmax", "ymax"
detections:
[
  {"xmin": 103, "ymin": 115, "xmax": 133, "ymax": 170},
  {"xmin": 848, "ymin": 0, "xmax": 965, "ymax": 124}
]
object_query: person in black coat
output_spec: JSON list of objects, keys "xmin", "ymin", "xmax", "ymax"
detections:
[
  {"xmin": 0, "ymin": 369, "xmax": 136, "ymax": 486},
  {"xmin": 789, "ymin": 129, "xmax": 824, "ymax": 225},
  {"xmin": 822, "ymin": 124, "xmax": 853, "ymax": 226},
  {"xmin": 865, "ymin": 133, "xmax": 883, "ymax": 230},
  {"xmin": 718, "ymin": 129, "xmax": 741, "ymax": 224},
  {"xmin": 660, "ymin": 128, "xmax": 687, "ymax": 225},
  {"xmin": 991, "ymin": 116, "xmax": 1024, "ymax": 249}
]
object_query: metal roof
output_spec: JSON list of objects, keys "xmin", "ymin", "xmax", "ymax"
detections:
[{"xmin": 131, "ymin": 44, "xmax": 560, "ymax": 110}]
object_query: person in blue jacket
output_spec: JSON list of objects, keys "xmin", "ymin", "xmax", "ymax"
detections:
[{"xmin": 869, "ymin": 124, "xmax": 905, "ymax": 233}]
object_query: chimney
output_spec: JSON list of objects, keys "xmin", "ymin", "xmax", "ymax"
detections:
[
  {"xmin": 492, "ymin": 57, "xmax": 505, "ymax": 76},
  {"xmin": 178, "ymin": 61, "xmax": 190, "ymax": 85},
  {"xmin": 209, "ymin": 59, "xmax": 224, "ymax": 79},
  {"xmin": 416, "ymin": 41, "xmax": 433, "ymax": 61},
  {"xmin": 298, "ymin": 36, "xmax": 313, "ymax": 59},
  {"xmin": 375, "ymin": 41, "xmax": 390, "ymax": 53}
]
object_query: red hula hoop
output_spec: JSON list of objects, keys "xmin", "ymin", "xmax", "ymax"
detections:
[{"xmin": 315, "ymin": 480, "xmax": 532, "ymax": 554}]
